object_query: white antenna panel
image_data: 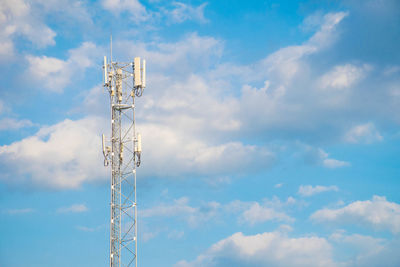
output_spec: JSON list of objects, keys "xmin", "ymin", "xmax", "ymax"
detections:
[
  {"xmin": 142, "ymin": 59, "xmax": 146, "ymax": 88},
  {"xmin": 134, "ymin": 57, "xmax": 141, "ymax": 87},
  {"xmin": 104, "ymin": 56, "xmax": 107, "ymax": 85},
  {"xmin": 136, "ymin": 133, "xmax": 142, "ymax": 153}
]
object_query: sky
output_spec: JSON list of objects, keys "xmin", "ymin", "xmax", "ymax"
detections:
[{"xmin": 0, "ymin": 0, "xmax": 400, "ymax": 266}]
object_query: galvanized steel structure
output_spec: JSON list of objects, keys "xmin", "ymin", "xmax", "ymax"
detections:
[{"xmin": 102, "ymin": 53, "xmax": 146, "ymax": 267}]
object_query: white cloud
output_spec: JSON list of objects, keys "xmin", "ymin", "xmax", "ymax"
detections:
[
  {"xmin": 319, "ymin": 64, "xmax": 370, "ymax": 90},
  {"xmin": 329, "ymin": 231, "xmax": 400, "ymax": 267},
  {"xmin": 141, "ymin": 197, "xmax": 220, "ymax": 227},
  {"xmin": 102, "ymin": 0, "xmax": 148, "ymax": 22},
  {"xmin": 57, "ymin": 204, "xmax": 88, "ymax": 213},
  {"xmin": 274, "ymin": 183, "xmax": 283, "ymax": 188},
  {"xmin": 228, "ymin": 197, "xmax": 296, "ymax": 226},
  {"xmin": 166, "ymin": 2, "xmax": 208, "ymax": 24},
  {"xmin": 4, "ymin": 208, "xmax": 35, "ymax": 215},
  {"xmin": 323, "ymin": 158, "xmax": 350, "ymax": 168},
  {"xmin": 311, "ymin": 196, "xmax": 400, "ymax": 234},
  {"xmin": 34, "ymin": 0, "xmax": 93, "ymax": 25},
  {"xmin": 175, "ymin": 231, "xmax": 336, "ymax": 267},
  {"xmin": 26, "ymin": 42, "xmax": 100, "ymax": 92},
  {"xmin": 258, "ymin": 12, "xmax": 348, "ymax": 84},
  {"xmin": 344, "ymin": 122, "xmax": 383, "ymax": 144},
  {"xmin": 319, "ymin": 149, "xmax": 350, "ymax": 168},
  {"xmin": 0, "ymin": 116, "xmax": 107, "ymax": 189},
  {"xmin": 118, "ymin": 33, "xmax": 223, "ymax": 74},
  {"xmin": 304, "ymin": 147, "xmax": 350, "ymax": 169},
  {"xmin": 142, "ymin": 196, "xmax": 294, "ymax": 228},
  {"xmin": 0, "ymin": 0, "xmax": 56, "ymax": 59},
  {"xmin": 0, "ymin": 117, "xmax": 34, "ymax": 131},
  {"xmin": 140, "ymin": 123, "xmax": 274, "ymax": 177},
  {"xmin": 298, "ymin": 185, "xmax": 339, "ymax": 197},
  {"xmin": 240, "ymin": 202, "xmax": 294, "ymax": 225}
]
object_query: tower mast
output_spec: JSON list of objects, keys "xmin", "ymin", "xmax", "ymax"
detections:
[{"xmin": 102, "ymin": 47, "xmax": 146, "ymax": 267}]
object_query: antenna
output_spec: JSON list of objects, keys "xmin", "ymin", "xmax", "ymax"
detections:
[
  {"xmin": 102, "ymin": 39, "xmax": 147, "ymax": 267},
  {"xmin": 142, "ymin": 60, "xmax": 146, "ymax": 88}
]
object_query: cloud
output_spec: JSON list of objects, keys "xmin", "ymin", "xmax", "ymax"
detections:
[
  {"xmin": 176, "ymin": 228, "xmax": 400, "ymax": 267},
  {"xmin": 344, "ymin": 122, "xmax": 383, "ymax": 144},
  {"xmin": 57, "ymin": 204, "xmax": 88, "ymax": 213},
  {"xmin": 0, "ymin": 116, "xmax": 107, "ymax": 190},
  {"xmin": 298, "ymin": 185, "xmax": 339, "ymax": 197},
  {"xmin": 329, "ymin": 231, "xmax": 400, "ymax": 267},
  {"xmin": 117, "ymin": 33, "xmax": 223, "ymax": 75},
  {"xmin": 141, "ymin": 197, "xmax": 220, "ymax": 227},
  {"xmin": 142, "ymin": 196, "xmax": 294, "ymax": 228},
  {"xmin": 101, "ymin": 0, "xmax": 149, "ymax": 22},
  {"xmin": 239, "ymin": 202, "xmax": 294, "ymax": 225},
  {"xmin": 0, "ymin": 118, "xmax": 34, "ymax": 131},
  {"xmin": 318, "ymin": 64, "xmax": 371, "ymax": 90},
  {"xmin": 0, "ymin": 0, "xmax": 56, "ymax": 59},
  {"xmin": 258, "ymin": 11, "xmax": 348, "ymax": 83},
  {"xmin": 26, "ymin": 42, "xmax": 100, "ymax": 92},
  {"xmin": 317, "ymin": 149, "xmax": 350, "ymax": 169},
  {"xmin": 303, "ymin": 147, "xmax": 350, "ymax": 169},
  {"xmin": 227, "ymin": 197, "xmax": 296, "ymax": 226},
  {"xmin": 175, "ymin": 231, "xmax": 336, "ymax": 267},
  {"xmin": 4, "ymin": 208, "xmax": 35, "ymax": 215},
  {"xmin": 166, "ymin": 2, "xmax": 208, "ymax": 24},
  {"xmin": 140, "ymin": 123, "xmax": 275, "ymax": 177},
  {"xmin": 311, "ymin": 196, "xmax": 400, "ymax": 234}
]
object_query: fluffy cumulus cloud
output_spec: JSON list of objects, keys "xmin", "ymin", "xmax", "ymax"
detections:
[
  {"xmin": 101, "ymin": 0, "xmax": 149, "ymax": 22},
  {"xmin": 318, "ymin": 64, "xmax": 371, "ymax": 90},
  {"xmin": 0, "ymin": 0, "xmax": 56, "ymax": 59},
  {"xmin": 141, "ymin": 196, "xmax": 295, "ymax": 227},
  {"xmin": 176, "ymin": 229, "xmax": 400, "ymax": 267},
  {"xmin": 239, "ymin": 202, "xmax": 294, "ymax": 225},
  {"xmin": 176, "ymin": 231, "xmax": 336, "ymax": 267},
  {"xmin": 329, "ymin": 231, "xmax": 400, "ymax": 267},
  {"xmin": 223, "ymin": 12, "xmax": 361, "ymax": 142},
  {"xmin": 26, "ymin": 42, "xmax": 101, "ymax": 92},
  {"xmin": 232, "ymin": 197, "xmax": 296, "ymax": 225},
  {"xmin": 344, "ymin": 122, "xmax": 383, "ymax": 144},
  {"xmin": 311, "ymin": 196, "xmax": 400, "ymax": 234},
  {"xmin": 0, "ymin": 116, "xmax": 107, "ymax": 189},
  {"xmin": 3, "ymin": 8, "xmax": 398, "ymax": 190},
  {"xmin": 298, "ymin": 185, "xmax": 339, "ymax": 197}
]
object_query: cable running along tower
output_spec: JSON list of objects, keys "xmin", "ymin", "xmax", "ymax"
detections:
[{"xmin": 102, "ymin": 49, "xmax": 146, "ymax": 267}]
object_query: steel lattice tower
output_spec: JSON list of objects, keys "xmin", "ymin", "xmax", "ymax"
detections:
[{"xmin": 102, "ymin": 54, "xmax": 146, "ymax": 267}]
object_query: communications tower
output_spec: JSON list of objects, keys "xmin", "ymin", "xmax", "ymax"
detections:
[{"xmin": 102, "ymin": 52, "xmax": 146, "ymax": 267}]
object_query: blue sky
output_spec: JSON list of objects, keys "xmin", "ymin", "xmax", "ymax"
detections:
[{"xmin": 0, "ymin": 0, "xmax": 400, "ymax": 266}]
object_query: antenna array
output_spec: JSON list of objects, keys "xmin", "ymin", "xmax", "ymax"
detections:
[{"xmin": 102, "ymin": 53, "xmax": 146, "ymax": 267}]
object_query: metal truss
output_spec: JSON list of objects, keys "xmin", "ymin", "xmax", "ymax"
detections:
[{"xmin": 103, "ymin": 58, "xmax": 145, "ymax": 267}]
